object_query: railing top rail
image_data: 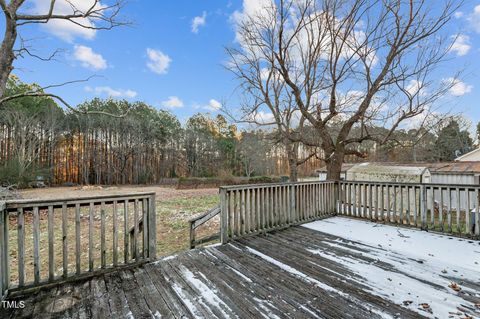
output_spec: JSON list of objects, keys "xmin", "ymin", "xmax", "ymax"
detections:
[
  {"xmin": 4, "ymin": 192, "xmax": 156, "ymax": 209},
  {"xmin": 219, "ymin": 180, "xmax": 336, "ymax": 191},
  {"xmin": 339, "ymin": 180, "xmax": 480, "ymax": 189}
]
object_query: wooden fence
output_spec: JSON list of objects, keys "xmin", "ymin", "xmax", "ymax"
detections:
[
  {"xmin": 219, "ymin": 180, "xmax": 480, "ymax": 244},
  {"xmin": 337, "ymin": 181, "xmax": 480, "ymax": 237},
  {"xmin": 0, "ymin": 193, "xmax": 156, "ymax": 300},
  {"xmin": 219, "ymin": 181, "xmax": 338, "ymax": 243}
]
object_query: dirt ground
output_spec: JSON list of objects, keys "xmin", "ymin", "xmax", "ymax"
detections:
[{"xmin": 19, "ymin": 185, "xmax": 219, "ymax": 201}]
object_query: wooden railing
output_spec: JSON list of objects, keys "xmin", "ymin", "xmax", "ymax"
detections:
[
  {"xmin": 337, "ymin": 181, "xmax": 480, "ymax": 237},
  {"xmin": 0, "ymin": 192, "xmax": 156, "ymax": 299},
  {"xmin": 219, "ymin": 181, "xmax": 337, "ymax": 243},
  {"xmin": 189, "ymin": 206, "xmax": 220, "ymax": 248},
  {"xmin": 219, "ymin": 180, "xmax": 480, "ymax": 244}
]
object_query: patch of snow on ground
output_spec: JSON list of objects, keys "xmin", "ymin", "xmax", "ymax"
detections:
[
  {"xmin": 243, "ymin": 245, "xmax": 394, "ymax": 318},
  {"xmin": 180, "ymin": 265, "xmax": 235, "ymax": 318},
  {"xmin": 302, "ymin": 217, "xmax": 479, "ymax": 272},
  {"xmin": 226, "ymin": 265, "xmax": 253, "ymax": 283},
  {"xmin": 244, "ymin": 246, "xmax": 347, "ymax": 296},
  {"xmin": 302, "ymin": 217, "xmax": 480, "ymax": 318},
  {"xmin": 252, "ymin": 297, "xmax": 281, "ymax": 319}
]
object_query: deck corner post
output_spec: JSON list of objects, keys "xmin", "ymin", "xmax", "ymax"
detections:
[
  {"xmin": 0, "ymin": 202, "xmax": 7, "ymax": 299},
  {"xmin": 148, "ymin": 194, "xmax": 157, "ymax": 260},
  {"xmin": 220, "ymin": 188, "xmax": 229, "ymax": 244},
  {"xmin": 189, "ymin": 220, "xmax": 196, "ymax": 249}
]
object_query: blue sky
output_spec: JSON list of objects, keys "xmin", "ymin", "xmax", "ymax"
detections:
[{"xmin": 5, "ymin": 1, "xmax": 480, "ymax": 127}]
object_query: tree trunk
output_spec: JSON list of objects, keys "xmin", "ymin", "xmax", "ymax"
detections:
[
  {"xmin": 325, "ymin": 151, "xmax": 344, "ymax": 181},
  {"xmin": 0, "ymin": 13, "xmax": 17, "ymax": 98},
  {"xmin": 285, "ymin": 141, "xmax": 298, "ymax": 182}
]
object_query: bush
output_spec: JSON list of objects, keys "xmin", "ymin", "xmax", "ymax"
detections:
[
  {"xmin": 177, "ymin": 176, "xmax": 283, "ymax": 189},
  {"xmin": 0, "ymin": 159, "xmax": 50, "ymax": 188},
  {"xmin": 248, "ymin": 176, "xmax": 282, "ymax": 183}
]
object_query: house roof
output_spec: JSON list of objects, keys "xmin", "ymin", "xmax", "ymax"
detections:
[
  {"xmin": 455, "ymin": 148, "xmax": 480, "ymax": 161},
  {"xmin": 316, "ymin": 162, "xmax": 480, "ymax": 175}
]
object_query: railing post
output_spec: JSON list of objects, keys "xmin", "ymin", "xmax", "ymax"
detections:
[
  {"xmin": 220, "ymin": 188, "xmax": 229, "ymax": 244},
  {"xmin": 148, "ymin": 194, "xmax": 157, "ymax": 260},
  {"xmin": 189, "ymin": 220, "xmax": 196, "ymax": 249},
  {"xmin": 420, "ymin": 184, "xmax": 427, "ymax": 230},
  {"xmin": 0, "ymin": 201, "xmax": 7, "ymax": 300}
]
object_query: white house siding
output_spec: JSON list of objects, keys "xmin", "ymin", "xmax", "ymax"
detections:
[{"xmin": 430, "ymin": 173, "xmax": 478, "ymax": 185}]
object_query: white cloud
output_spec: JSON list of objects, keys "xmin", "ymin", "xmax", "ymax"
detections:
[
  {"xmin": 467, "ymin": 5, "xmax": 480, "ymax": 33},
  {"xmin": 85, "ymin": 86, "xmax": 137, "ymax": 99},
  {"xmin": 29, "ymin": 0, "xmax": 105, "ymax": 42},
  {"xmin": 450, "ymin": 34, "xmax": 471, "ymax": 56},
  {"xmin": 191, "ymin": 12, "xmax": 207, "ymax": 33},
  {"xmin": 250, "ymin": 110, "xmax": 275, "ymax": 124},
  {"xmin": 444, "ymin": 78, "xmax": 473, "ymax": 96},
  {"xmin": 146, "ymin": 48, "xmax": 171, "ymax": 75},
  {"xmin": 405, "ymin": 80, "xmax": 427, "ymax": 96},
  {"xmin": 231, "ymin": 0, "xmax": 274, "ymax": 42},
  {"xmin": 161, "ymin": 96, "xmax": 184, "ymax": 109},
  {"xmin": 73, "ymin": 45, "xmax": 107, "ymax": 70},
  {"xmin": 204, "ymin": 99, "xmax": 222, "ymax": 111},
  {"xmin": 454, "ymin": 11, "xmax": 464, "ymax": 19}
]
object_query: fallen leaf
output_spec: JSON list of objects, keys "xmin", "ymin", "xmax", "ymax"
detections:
[
  {"xmin": 448, "ymin": 282, "xmax": 462, "ymax": 292},
  {"xmin": 402, "ymin": 300, "xmax": 413, "ymax": 306}
]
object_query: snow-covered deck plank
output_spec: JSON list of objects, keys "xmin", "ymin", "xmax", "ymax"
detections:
[{"xmin": 4, "ymin": 216, "xmax": 480, "ymax": 319}]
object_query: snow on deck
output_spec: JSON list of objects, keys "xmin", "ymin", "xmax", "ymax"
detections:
[{"xmin": 303, "ymin": 217, "xmax": 480, "ymax": 318}]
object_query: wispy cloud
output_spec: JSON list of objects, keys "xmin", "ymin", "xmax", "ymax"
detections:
[
  {"xmin": 191, "ymin": 12, "xmax": 207, "ymax": 33},
  {"xmin": 73, "ymin": 45, "xmax": 107, "ymax": 70},
  {"xmin": 161, "ymin": 96, "xmax": 184, "ymax": 109},
  {"xmin": 85, "ymin": 86, "xmax": 137, "ymax": 99},
  {"xmin": 146, "ymin": 48, "xmax": 171, "ymax": 75}
]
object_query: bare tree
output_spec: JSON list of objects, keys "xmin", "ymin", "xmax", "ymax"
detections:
[
  {"xmin": 226, "ymin": 51, "xmax": 319, "ymax": 181},
  {"xmin": 229, "ymin": 0, "xmax": 461, "ymax": 180},
  {"xmin": 0, "ymin": 0, "xmax": 127, "ymax": 113}
]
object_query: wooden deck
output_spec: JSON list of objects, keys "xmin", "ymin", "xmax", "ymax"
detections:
[{"xmin": 3, "ymin": 217, "xmax": 480, "ymax": 319}]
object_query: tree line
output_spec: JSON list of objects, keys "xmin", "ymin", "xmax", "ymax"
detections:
[
  {"xmin": 0, "ymin": 76, "xmax": 475, "ymax": 187},
  {"xmin": 0, "ymin": 77, "xmax": 324, "ymax": 186}
]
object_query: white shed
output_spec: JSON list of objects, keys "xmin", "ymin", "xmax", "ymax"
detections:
[{"xmin": 345, "ymin": 163, "xmax": 431, "ymax": 183}]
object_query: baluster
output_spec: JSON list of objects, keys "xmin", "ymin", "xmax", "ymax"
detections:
[
  {"xmin": 113, "ymin": 201, "xmax": 118, "ymax": 266},
  {"xmin": 17, "ymin": 208, "xmax": 25, "ymax": 287},
  {"xmin": 456, "ymin": 188, "xmax": 461, "ymax": 233},
  {"xmin": 124, "ymin": 200, "xmax": 129, "ymax": 263},
  {"xmin": 62, "ymin": 203, "xmax": 68, "ymax": 278},
  {"xmin": 75, "ymin": 203, "xmax": 81, "ymax": 275},
  {"xmin": 89, "ymin": 202, "xmax": 94, "ymax": 271},
  {"xmin": 48, "ymin": 205, "xmax": 55, "ymax": 282}
]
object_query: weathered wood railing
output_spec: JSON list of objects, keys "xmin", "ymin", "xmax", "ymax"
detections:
[
  {"xmin": 189, "ymin": 205, "xmax": 220, "ymax": 248},
  {"xmin": 220, "ymin": 181, "xmax": 337, "ymax": 243},
  {"xmin": 218, "ymin": 180, "xmax": 480, "ymax": 245},
  {"xmin": 0, "ymin": 192, "xmax": 156, "ymax": 300},
  {"xmin": 337, "ymin": 181, "xmax": 480, "ymax": 237}
]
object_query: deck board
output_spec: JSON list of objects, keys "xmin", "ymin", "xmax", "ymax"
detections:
[{"xmin": 2, "ymin": 217, "xmax": 479, "ymax": 319}]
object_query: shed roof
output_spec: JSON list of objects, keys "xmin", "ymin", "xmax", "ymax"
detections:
[
  {"xmin": 316, "ymin": 161, "xmax": 480, "ymax": 175},
  {"xmin": 347, "ymin": 163, "xmax": 429, "ymax": 176}
]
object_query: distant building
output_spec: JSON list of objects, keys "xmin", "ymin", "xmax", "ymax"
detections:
[
  {"xmin": 317, "ymin": 161, "xmax": 480, "ymax": 185},
  {"xmin": 455, "ymin": 148, "xmax": 480, "ymax": 162},
  {"xmin": 345, "ymin": 163, "xmax": 431, "ymax": 183}
]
